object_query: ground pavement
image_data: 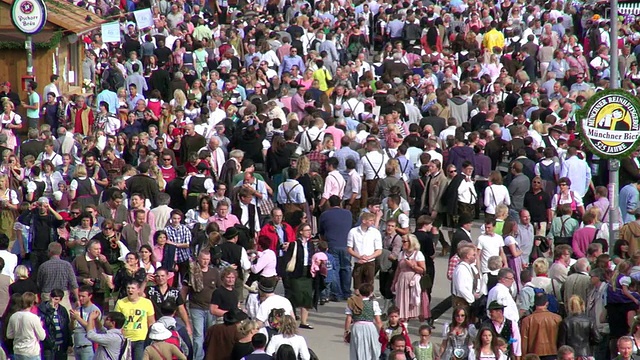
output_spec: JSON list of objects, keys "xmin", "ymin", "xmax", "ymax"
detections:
[{"xmin": 299, "ymin": 224, "xmax": 484, "ymax": 359}]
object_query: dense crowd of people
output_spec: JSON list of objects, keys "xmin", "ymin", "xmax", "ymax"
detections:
[{"xmin": 3, "ymin": 0, "xmax": 640, "ymax": 359}]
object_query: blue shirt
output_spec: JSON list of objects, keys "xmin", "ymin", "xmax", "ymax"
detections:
[
  {"xmin": 619, "ymin": 183, "xmax": 639, "ymax": 224},
  {"xmin": 96, "ymin": 89, "xmax": 119, "ymax": 114},
  {"xmin": 334, "ymin": 146, "xmax": 362, "ymax": 178},
  {"xmin": 126, "ymin": 93, "xmax": 145, "ymax": 110},
  {"xmin": 318, "ymin": 208, "xmax": 353, "ymax": 248},
  {"xmin": 279, "ymin": 55, "xmax": 306, "ymax": 76}
]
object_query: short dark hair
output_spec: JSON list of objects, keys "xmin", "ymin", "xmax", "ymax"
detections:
[
  {"xmin": 0, "ymin": 233, "xmax": 8, "ymax": 250},
  {"xmin": 106, "ymin": 311, "xmax": 126, "ymax": 328},
  {"xmin": 251, "ymin": 333, "xmax": 268, "ymax": 349},
  {"xmin": 50, "ymin": 289, "xmax": 64, "ymax": 299},
  {"xmin": 78, "ymin": 285, "xmax": 94, "ymax": 295},
  {"xmin": 328, "ymin": 195, "xmax": 341, "ymax": 207}
]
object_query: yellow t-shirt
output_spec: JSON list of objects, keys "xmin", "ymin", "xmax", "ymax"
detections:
[{"xmin": 114, "ymin": 297, "xmax": 155, "ymax": 341}]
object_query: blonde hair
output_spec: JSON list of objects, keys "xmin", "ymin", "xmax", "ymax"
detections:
[
  {"xmin": 173, "ymin": 89, "xmax": 187, "ymax": 107},
  {"xmin": 279, "ymin": 315, "xmax": 298, "ymax": 337},
  {"xmin": 566, "ymin": 295, "xmax": 585, "ymax": 315},
  {"xmin": 74, "ymin": 164, "xmax": 88, "ymax": 178},
  {"xmin": 297, "ymin": 155, "xmax": 310, "ymax": 175},
  {"xmin": 404, "ymin": 234, "xmax": 421, "ymax": 252},
  {"xmin": 532, "ymin": 257, "xmax": 549, "ymax": 275},
  {"xmin": 14, "ymin": 265, "xmax": 29, "ymax": 279},
  {"xmin": 238, "ymin": 319, "xmax": 259, "ymax": 337},
  {"xmin": 495, "ymin": 204, "xmax": 509, "ymax": 220}
]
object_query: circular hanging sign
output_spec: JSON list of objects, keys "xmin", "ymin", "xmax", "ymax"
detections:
[
  {"xmin": 11, "ymin": 0, "xmax": 47, "ymax": 35},
  {"xmin": 576, "ymin": 89, "xmax": 640, "ymax": 159}
]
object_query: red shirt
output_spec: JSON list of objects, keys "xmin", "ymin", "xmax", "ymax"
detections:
[{"xmin": 160, "ymin": 166, "xmax": 177, "ymax": 182}]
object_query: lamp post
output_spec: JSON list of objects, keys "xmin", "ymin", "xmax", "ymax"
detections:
[{"xmin": 609, "ymin": 0, "xmax": 620, "ymax": 242}]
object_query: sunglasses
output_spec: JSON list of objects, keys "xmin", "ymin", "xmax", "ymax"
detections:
[{"xmin": 449, "ymin": 170, "xmax": 457, "ymax": 173}]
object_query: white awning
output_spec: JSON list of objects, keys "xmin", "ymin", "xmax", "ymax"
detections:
[{"xmin": 618, "ymin": 2, "xmax": 640, "ymax": 15}]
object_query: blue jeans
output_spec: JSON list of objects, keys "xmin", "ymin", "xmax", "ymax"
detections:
[
  {"xmin": 191, "ymin": 307, "xmax": 215, "ymax": 360},
  {"xmin": 14, "ymin": 355, "xmax": 40, "ymax": 360},
  {"xmin": 328, "ymin": 247, "xmax": 352, "ymax": 300},
  {"xmin": 132, "ymin": 340, "xmax": 145, "ymax": 360},
  {"xmin": 74, "ymin": 346, "xmax": 94, "ymax": 360}
]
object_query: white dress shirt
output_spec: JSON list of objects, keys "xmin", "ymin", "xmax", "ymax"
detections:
[
  {"xmin": 239, "ymin": 202, "xmax": 261, "ymax": 231},
  {"xmin": 362, "ymin": 151, "xmax": 390, "ymax": 180},
  {"xmin": 486, "ymin": 282, "xmax": 519, "ymax": 322},
  {"xmin": 458, "ymin": 177, "xmax": 477, "ymax": 204},
  {"xmin": 347, "ymin": 225, "xmax": 383, "ymax": 262},
  {"xmin": 452, "ymin": 261, "xmax": 480, "ymax": 304}
]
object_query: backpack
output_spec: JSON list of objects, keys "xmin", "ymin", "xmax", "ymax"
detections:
[
  {"xmin": 107, "ymin": 69, "xmax": 125, "ymax": 92},
  {"xmin": 105, "ymin": 334, "xmax": 131, "ymax": 360},
  {"xmin": 528, "ymin": 286, "xmax": 561, "ymax": 315}
]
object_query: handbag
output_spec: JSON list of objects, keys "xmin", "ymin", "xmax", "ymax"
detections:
[{"xmin": 286, "ymin": 241, "xmax": 298, "ymax": 273}]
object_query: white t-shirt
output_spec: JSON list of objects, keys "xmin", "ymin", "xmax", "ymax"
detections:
[
  {"xmin": 477, "ymin": 233, "xmax": 504, "ymax": 273},
  {"xmin": 256, "ymin": 295, "xmax": 295, "ymax": 325}
]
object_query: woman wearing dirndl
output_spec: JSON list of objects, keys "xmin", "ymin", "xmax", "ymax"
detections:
[
  {"xmin": 344, "ymin": 283, "xmax": 382, "ymax": 360},
  {"xmin": 69, "ymin": 164, "xmax": 98, "ymax": 209},
  {"xmin": 1, "ymin": 100, "xmax": 21, "ymax": 150},
  {"xmin": 282, "ymin": 222, "xmax": 316, "ymax": 329},
  {"xmin": 0, "ymin": 174, "xmax": 19, "ymax": 242}
]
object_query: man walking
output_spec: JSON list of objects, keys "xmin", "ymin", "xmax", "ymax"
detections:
[{"xmin": 319, "ymin": 196, "xmax": 354, "ymax": 300}]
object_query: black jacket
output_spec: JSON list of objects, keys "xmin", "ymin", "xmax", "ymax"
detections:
[
  {"xmin": 557, "ymin": 314, "xmax": 601, "ymax": 357},
  {"xmin": 282, "ymin": 239, "xmax": 317, "ymax": 279},
  {"xmin": 38, "ymin": 302, "xmax": 72, "ymax": 350},
  {"xmin": 125, "ymin": 174, "xmax": 160, "ymax": 208},
  {"xmin": 450, "ymin": 227, "xmax": 472, "ymax": 258}
]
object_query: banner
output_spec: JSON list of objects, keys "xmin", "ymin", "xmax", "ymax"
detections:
[
  {"xmin": 577, "ymin": 89, "xmax": 640, "ymax": 158},
  {"xmin": 134, "ymin": 8, "xmax": 153, "ymax": 29},
  {"xmin": 101, "ymin": 21, "xmax": 120, "ymax": 43}
]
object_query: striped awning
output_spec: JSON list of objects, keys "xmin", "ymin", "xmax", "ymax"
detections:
[{"xmin": 618, "ymin": 2, "xmax": 640, "ymax": 15}]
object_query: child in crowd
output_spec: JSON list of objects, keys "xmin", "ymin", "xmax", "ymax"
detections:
[
  {"xmin": 412, "ymin": 325, "xmax": 439, "ymax": 360},
  {"xmin": 378, "ymin": 306, "xmax": 412, "ymax": 359}
]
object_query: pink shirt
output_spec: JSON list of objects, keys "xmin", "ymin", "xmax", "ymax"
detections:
[
  {"xmin": 324, "ymin": 126, "xmax": 344, "ymax": 149},
  {"xmin": 311, "ymin": 252, "xmax": 328, "ymax": 278},
  {"xmin": 211, "ymin": 214, "xmax": 240, "ymax": 231},
  {"xmin": 322, "ymin": 170, "xmax": 346, "ymax": 200},
  {"xmin": 250, "ymin": 249, "xmax": 278, "ymax": 278}
]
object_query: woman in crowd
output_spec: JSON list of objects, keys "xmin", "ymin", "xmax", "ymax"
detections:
[
  {"xmin": 8, "ymin": 265, "xmax": 37, "ymax": 295},
  {"xmin": 250, "ymin": 235, "xmax": 278, "ymax": 284},
  {"xmin": 266, "ymin": 315, "xmax": 311, "ymax": 360},
  {"xmin": 282, "ymin": 223, "xmax": 316, "ymax": 329},
  {"xmin": 502, "ymin": 220, "xmax": 524, "ymax": 292},
  {"xmin": 484, "ymin": 171, "xmax": 510, "ymax": 217},
  {"xmin": 231, "ymin": 319, "xmax": 259, "ymax": 360},
  {"xmin": 612, "ymin": 239, "xmax": 631, "ymax": 265},
  {"xmin": 558, "ymin": 295, "xmax": 600, "ymax": 358},
  {"xmin": 530, "ymin": 257, "xmax": 553, "ymax": 292},
  {"xmin": 344, "ymin": 283, "xmax": 382, "ymax": 360},
  {"xmin": 69, "ymin": 164, "xmax": 98, "ymax": 209},
  {"xmin": 440, "ymin": 306, "xmax": 475, "ymax": 360},
  {"xmin": 468, "ymin": 327, "xmax": 507, "ymax": 360},
  {"xmin": 549, "ymin": 204, "xmax": 579, "ymax": 247},
  {"xmin": 391, "ymin": 234, "xmax": 427, "ymax": 322},
  {"xmin": 265, "ymin": 136, "xmax": 291, "ymax": 189},
  {"xmin": 144, "ymin": 323, "xmax": 187, "ymax": 360},
  {"xmin": 185, "ymin": 195, "xmax": 215, "ymax": 229},
  {"xmin": 551, "ymin": 177, "xmax": 585, "ymax": 219},
  {"xmin": 68, "ymin": 211, "xmax": 101, "ymax": 258},
  {"xmin": 41, "ymin": 160, "xmax": 64, "ymax": 199},
  {"xmin": 0, "ymin": 174, "xmax": 18, "ymax": 241},
  {"xmin": 1, "ymin": 101, "xmax": 21, "ymax": 150},
  {"xmin": 113, "ymin": 252, "xmax": 147, "ymax": 298},
  {"xmin": 139, "ymin": 244, "xmax": 161, "ymax": 284}
]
